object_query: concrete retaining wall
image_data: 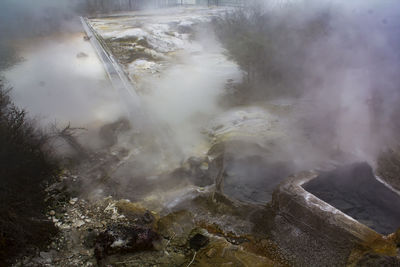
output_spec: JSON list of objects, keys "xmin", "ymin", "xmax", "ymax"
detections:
[{"xmin": 270, "ymin": 171, "xmax": 396, "ymax": 266}]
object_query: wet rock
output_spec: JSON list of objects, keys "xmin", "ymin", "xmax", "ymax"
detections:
[
  {"xmin": 157, "ymin": 210, "xmax": 195, "ymax": 246},
  {"xmin": 94, "ymin": 224, "xmax": 160, "ymax": 262},
  {"xmin": 189, "ymin": 233, "xmax": 209, "ymax": 251},
  {"xmin": 99, "ymin": 118, "xmax": 131, "ymax": 148}
]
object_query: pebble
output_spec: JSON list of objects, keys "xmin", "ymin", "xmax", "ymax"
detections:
[
  {"xmin": 73, "ymin": 220, "xmax": 85, "ymax": 228},
  {"xmin": 60, "ymin": 224, "xmax": 71, "ymax": 230},
  {"xmin": 93, "ymin": 222, "xmax": 103, "ymax": 228},
  {"xmin": 69, "ymin": 198, "xmax": 78, "ymax": 205}
]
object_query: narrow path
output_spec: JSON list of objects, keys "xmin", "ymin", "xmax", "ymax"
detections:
[{"xmin": 80, "ymin": 17, "xmax": 144, "ymax": 126}]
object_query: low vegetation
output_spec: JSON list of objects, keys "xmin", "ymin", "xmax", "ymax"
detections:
[
  {"xmin": 0, "ymin": 81, "xmax": 59, "ymax": 265},
  {"xmin": 213, "ymin": 5, "xmax": 332, "ymax": 101}
]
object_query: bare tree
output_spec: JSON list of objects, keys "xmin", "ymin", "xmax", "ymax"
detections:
[{"xmin": 51, "ymin": 122, "xmax": 90, "ymax": 160}]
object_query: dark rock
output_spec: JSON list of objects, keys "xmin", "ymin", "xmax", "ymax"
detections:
[
  {"xmin": 355, "ymin": 253, "xmax": 400, "ymax": 267},
  {"xmin": 137, "ymin": 38, "xmax": 151, "ymax": 48},
  {"xmin": 207, "ymin": 140, "xmax": 295, "ymax": 203},
  {"xmin": 177, "ymin": 25, "xmax": 193, "ymax": 34},
  {"xmin": 99, "ymin": 118, "xmax": 131, "ymax": 148},
  {"xmin": 389, "ymin": 228, "xmax": 400, "ymax": 247},
  {"xmin": 157, "ymin": 210, "xmax": 195, "ymax": 246},
  {"xmin": 377, "ymin": 148, "xmax": 400, "ymax": 192},
  {"xmin": 84, "ymin": 229, "xmax": 98, "ymax": 248},
  {"xmin": 189, "ymin": 234, "xmax": 209, "ymax": 251},
  {"xmin": 94, "ymin": 224, "xmax": 159, "ymax": 262},
  {"xmin": 142, "ymin": 211, "xmax": 154, "ymax": 224},
  {"xmin": 186, "ymin": 157, "xmax": 214, "ymax": 187}
]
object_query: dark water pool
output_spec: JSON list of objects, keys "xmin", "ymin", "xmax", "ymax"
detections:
[{"xmin": 304, "ymin": 162, "xmax": 400, "ymax": 235}]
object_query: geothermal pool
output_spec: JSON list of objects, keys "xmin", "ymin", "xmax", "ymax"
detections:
[{"xmin": 304, "ymin": 162, "xmax": 400, "ymax": 234}]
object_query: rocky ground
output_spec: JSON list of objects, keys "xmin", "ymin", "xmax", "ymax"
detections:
[
  {"xmin": 12, "ymin": 142, "xmax": 400, "ymax": 266},
  {"xmin": 12, "ymin": 160, "xmax": 291, "ymax": 267},
  {"xmin": 10, "ymin": 112, "xmax": 293, "ymax": 266}
]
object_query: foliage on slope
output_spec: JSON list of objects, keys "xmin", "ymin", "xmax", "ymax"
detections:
[{"xmin": 0, "ymin": 81, "xmax": 59, "ymax": 265}]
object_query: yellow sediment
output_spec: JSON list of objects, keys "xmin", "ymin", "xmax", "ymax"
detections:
[{"xmin": 346, "ymin": 230, "xmax": 398, "ymax": 266}]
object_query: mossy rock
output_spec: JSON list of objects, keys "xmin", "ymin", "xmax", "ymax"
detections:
[
  {"xmin": 116, "ymin": 200, "xmax": 158, "ymax": 227},
  {"xmin": 157, "ymin": 210, "xmax": 195, "ymax": 246},
  {"xmin": 193, "ymin": 238, "xmax": 278, "ymax": 267}
]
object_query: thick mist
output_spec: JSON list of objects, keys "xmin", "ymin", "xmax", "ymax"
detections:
[
  {"xmin": 1, "ymin": 0, "xmax": 400, "ymax": 204},
  {"xmin": 142, "ymin": 25, "xmax": 241, "ymax": 158},
  {"xmin": 0, "ymin": 0, "xmax": 83, "ymax": 40},
  {"xmin": 204, "ymin": 0, "xmax": 400, "ymax": 203},
  {"xmin": 295, "ymin": 0, "xmax": 400, "ymax": 164},
  {"xmin": 4, "ymin": 35, "xmax": 123, "ymax": 126},
  {"xmin": 235, "ymin": 0, "xmax": 400, "ymax": 167}
]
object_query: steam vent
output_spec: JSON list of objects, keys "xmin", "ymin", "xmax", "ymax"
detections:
[{"xmin": 1, "ymin": 1, "xmax": 400, "ymax": 266}]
